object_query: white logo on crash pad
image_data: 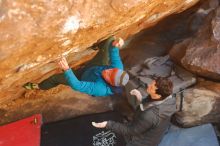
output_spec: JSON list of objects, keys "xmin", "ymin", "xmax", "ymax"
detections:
[{"xmin": 93, "ymin": 130, "xmax": 116, "ymax": 146}]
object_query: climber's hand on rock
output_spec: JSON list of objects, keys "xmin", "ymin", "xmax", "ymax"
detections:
[
  {"xmin": 92, "ymin": 121, "xmax": 107, "ymax": 128},
  {"xmin": 112, "ymin": 38, "xmax": 124, "ymax": 48},
  {"xmin": 58, "ymin": 57, "xmax": 70, "ymax": 71}
]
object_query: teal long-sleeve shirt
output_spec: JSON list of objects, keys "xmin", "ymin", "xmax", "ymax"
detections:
[{"xmin": 64, "ymin": 46, "xmax": 123, "ymax": 97}]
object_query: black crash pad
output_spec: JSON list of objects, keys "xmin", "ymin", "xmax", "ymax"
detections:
[{"xmin": 41, "ymin": 111, "xmax": 126, "ymax": 146}]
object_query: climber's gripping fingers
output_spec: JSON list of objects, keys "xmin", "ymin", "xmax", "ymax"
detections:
[
  {"xmin": 112, "ymin": 38, "xmax": 124, "ymax": 48},
  {"xmin": 58, "ymin": 57, "xmax": 70, "ymax": 71}
]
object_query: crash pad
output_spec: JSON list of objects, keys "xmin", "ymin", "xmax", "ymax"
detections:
[
  {"xmin": 41, "ymin": 111, "xmax": 126, "ymax": 146},
  {"xmin": 159, "ymin": 124, "xmax": 219, "ymax": 146},
  {"xmin": 126, "ymin": 55, "xmax": 196, "ymax": 109},
  {"xmin": 0, "ymin": 114, "xmax": 42, "ymax": 146}
]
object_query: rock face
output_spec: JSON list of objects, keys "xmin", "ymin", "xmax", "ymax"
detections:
[
  {"xmin": 170, "ymin": 0, "xmax": 220, "ymax": 81},
  {"xmin": 0, "ymin": 0, "xmax": 199, "ymax": 104},
  {"xmin": 174, "ymin": 79, "xmax": 220, "ymax": 127},
  {"xmin": 0, "ymin": 85, "xmax": 113, "ymax": 125}
]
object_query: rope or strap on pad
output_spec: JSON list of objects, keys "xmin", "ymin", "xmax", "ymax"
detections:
[
  {"xmin": 179, "ymin": 88, "xmax": 184, "ymax": 112},
  {"xmin": 173, "ymin": 88, "xmax": 185, "ymax": 112}
]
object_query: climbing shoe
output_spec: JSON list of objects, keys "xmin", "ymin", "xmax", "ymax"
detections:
[{"xmin": 23, "ymin": 82, "xmax": 39, "ymax": 90}]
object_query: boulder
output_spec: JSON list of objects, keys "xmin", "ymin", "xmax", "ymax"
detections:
[
  {"xmin": 174, "ymin": 79, "xmax": 220, "ymax": 127},
  {"xmin": 170, "ymin": 0, "xmax": 220, "ymax": 80},
  {"xmin": 0, "ymin": 0, "xmax": 200, "ymax": 104}
]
